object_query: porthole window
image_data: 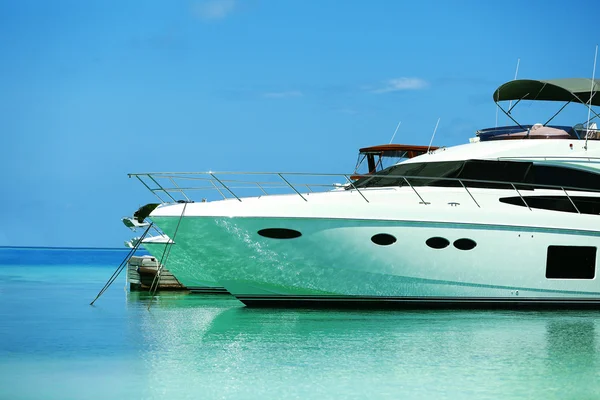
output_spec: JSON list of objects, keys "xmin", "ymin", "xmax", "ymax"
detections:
[
  {"xmin": 371, "ymin": 233, "xmax": 397, "ymax": 246},
  {"xmin": 453, "ymin": 238, "xmax": 477, "ymax": 251},
  {"xmin": 257, "ymin": 228, "xmax": 302, "ymax": 239},
  {"xmin": 426, "ymin": 237, "xmax": 450, "ymax": 249}
]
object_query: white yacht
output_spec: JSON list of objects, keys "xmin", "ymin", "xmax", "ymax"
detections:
[{"xmin": 133, "ymin": 78, "xmax": 600, "ymax": 308}]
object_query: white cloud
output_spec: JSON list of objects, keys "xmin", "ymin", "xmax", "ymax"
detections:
[
  {"xmin": 263, "ymin": 91, "xmax": 303, "ymax": 99},
  {"xmin": 371, "ymin": 77, "xmax": 428, "ymax": 93},
  {"xmin": 192, "ymin": 0, "xmax": 236, "ymax": 20}
]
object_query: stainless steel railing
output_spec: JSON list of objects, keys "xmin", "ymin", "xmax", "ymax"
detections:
[{"xmin": 128, "ymin": 171, "xmax": 600, "ymax": 213}]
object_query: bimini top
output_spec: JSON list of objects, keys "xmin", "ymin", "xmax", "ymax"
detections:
[
  {"xmin": 351, "ymin": 144, "xmax": 439, "ymax": 180},
  {"xmin": 358, "ymin": 144, "xmax": 437, "ymax": 159},
  {"xmin": 493, "ymin": 78, "xmax": 600, "ymax": 106}
]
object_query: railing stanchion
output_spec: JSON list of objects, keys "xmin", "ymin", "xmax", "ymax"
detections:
[
  {"xmin": 343, "ymin": 175, "xmax": 369, "ymax": 203},
  {"xmin": 148, "ymin": 175, "xmax": 177, "ymax": 202},
  {"xmin": 459, "ymin": 180, "xmax": 480, "ymax": 208},
  {"xmin": 403, "ymin": 177, "xmax": 428, "ymax": 205},
  {"xmin": 133, "ymin": 175, "xmax": 167, "ymax": 203},
  {"xmin": 208, "ymin": 180, "xmax": 227, "ymax": 199},
  {"xmin": 169, "ymin": 177, "xmax": 191, "ymax": 202},
  {"xmin": 256, "ymin": 182, "xmax": 269, "ymax": 195},
  {"xmin": 511, "ymin": 183, "xmax": 531, "ymax": 211},
  {"xmin": 562, "ymin": 187, "xmax": 581, "ymax": 214},
  {"xmin": 278, "ymin": 173, "xmax": 307, "ymax": 201},
  {"xmin": 210, "ymin": 173, "xmax": 242, "ymax": 202}
]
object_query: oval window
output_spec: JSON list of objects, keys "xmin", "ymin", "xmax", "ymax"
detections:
[
  {"xmin": 371, "ymin": 233, "xmax": 397, "ymax": 246},
  {"xmin": 454, "ymin": 238, "xmax": 477, "ymax": 251},
  {"xmin": 426, "ymin": 237, "xmax": 450, "ymax": 249},
  {"xmin": 257, "ymin": 228, "xmax": 302, "ymax": 239}
]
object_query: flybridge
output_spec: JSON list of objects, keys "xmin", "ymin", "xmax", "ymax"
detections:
[
  {"xmin": 481, "ymin": 78, "xmax": 600, "ymax": 142},
  {"xmin": 475, "ymin": 124, "xmax": 581, "ymax": 141}
]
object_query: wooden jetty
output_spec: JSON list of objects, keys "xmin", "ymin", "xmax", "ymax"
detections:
[{"xmin": 127, "ymin": 255, "xmax": 187, "ymax": 291}]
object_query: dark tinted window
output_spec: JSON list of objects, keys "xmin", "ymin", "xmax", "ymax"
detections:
[
  {"xmin": 353, "ymin": 161, "xmax": 462, "ymax": 189},
  {"xmin": 459, "ymin": 160, "xmax": 533, "ymax": 188},
  {"xmin": 351, "ymin": 160, "xmax": 600, "ymax": 191},
  {"xmin": 535, "ymin": 165, "xmax": 600, "ymax": 191},
  {"xmin": 500, "ymin": 196, "xmax": 600, "ymax": 215},
  {"xmin": 546, "ymin": 246, "xmax": 596, "ymax": 279}
]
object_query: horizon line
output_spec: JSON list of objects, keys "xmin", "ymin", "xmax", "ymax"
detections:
[{"xmin": 0, "ymin": 245, "xmax": 131, "ymax": 251}]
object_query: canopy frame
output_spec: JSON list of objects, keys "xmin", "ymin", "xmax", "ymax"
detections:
[{"xmin": 493, "ymin": 78, "xmax": 600, "ymax": 133}]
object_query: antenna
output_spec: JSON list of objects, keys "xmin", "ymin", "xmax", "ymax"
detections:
[
  {"xmin": 506, "ymin": 58, "xmax": 521, "ymax": 116},
  {"xmin": 585, "ymin": 45, "xmax": 598, "ymax": 150},
  {"xmin": 427, "ymin": 118, "xmax": 440, "ymax": 152},
  {"xmin": 389, "ymin": 121, "xmax": 402, "ymax": 144},
  {"xmin": 496, "ymin": 58, "xmax": 520, "ymax": 127},
  {"xmin": 495, "ymin": 99, "xmax": 499, "ymax": 128}
]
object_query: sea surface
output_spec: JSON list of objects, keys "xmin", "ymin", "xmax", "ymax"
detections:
[{"xmin": 0, "ymin": 247, "xmax": 599, "ymax": 400}]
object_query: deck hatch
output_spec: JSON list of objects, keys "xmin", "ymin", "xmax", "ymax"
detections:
[{"xmin": 546, "ymin": 246, "xmax": 596, "ymax": 279}]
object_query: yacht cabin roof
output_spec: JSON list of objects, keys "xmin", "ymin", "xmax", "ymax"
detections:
[{"xmin": 403, "ymin": 138, "xmax": 600, "ymax": 164}]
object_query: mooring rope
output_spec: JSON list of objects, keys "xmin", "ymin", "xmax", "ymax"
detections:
[
  {"xmin": 90, "ymin": 223, "xmax": 154, "ymax": 305},
  {"xmin": 147, "ymin": 201, "xmax": 189, "ymax": 310}
]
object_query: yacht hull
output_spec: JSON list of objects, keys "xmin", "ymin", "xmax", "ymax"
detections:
[
  {"xmin": 150, "ymin": 209, "xmax": 600, "ymax": 308},
  {"xmin": 142, "ymin": 241, "xmax": 228, "ymax": 293}
]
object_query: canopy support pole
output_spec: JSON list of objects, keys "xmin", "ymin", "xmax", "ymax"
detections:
[
  {"xmin": 495, "ymin": 102, "xmax": 526, "ymax": 131},
  {"xmin": 570, "ymin": 92, "xmax": 600, "ymax": 129},
  {"xmin": 507, "ymin": 97, "xmax": 526, "ymax": 114},
  {"xmin": 571, "ymin": 92, "xmax": 600, "ymax": 119},
  {"xmin": 543, "ymin": 101, "xmax": 571, "ymax": 126}
]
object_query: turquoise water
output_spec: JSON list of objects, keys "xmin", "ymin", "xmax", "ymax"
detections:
[{"xmin": 1, "ymin": 248, "xmax": 599, "ymax": 399}]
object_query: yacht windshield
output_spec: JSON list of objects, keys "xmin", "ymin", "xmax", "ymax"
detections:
[{"xmin": 350, "ymin": 160, "xmax": 600, "ymax": 191}]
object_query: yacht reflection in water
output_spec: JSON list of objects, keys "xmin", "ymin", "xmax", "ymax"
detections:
[
  {"xmin": 545, "ymin": 316, "xmax": 598, "ymax": 375},
  {"xmin": 120, "ymin": 299, "xmax": 600, "ymax": 399}
]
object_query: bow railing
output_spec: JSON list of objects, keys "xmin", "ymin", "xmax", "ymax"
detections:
[{"xmin": 128, "ymin": 171, "xmax": 600, "ymax": 214}]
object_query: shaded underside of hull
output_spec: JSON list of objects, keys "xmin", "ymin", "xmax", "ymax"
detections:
[
  {"xmin": 187, "ymin": 286, "xmax": 230, "ymax": 294},
  {"xmin": 237, "ymin": 295, "xmax": 600, "ymax": 310}
]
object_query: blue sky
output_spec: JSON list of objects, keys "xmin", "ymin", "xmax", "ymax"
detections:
[{"xmin": 1, "ymin": 0, "xmax": 598, "ymax": 247}]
